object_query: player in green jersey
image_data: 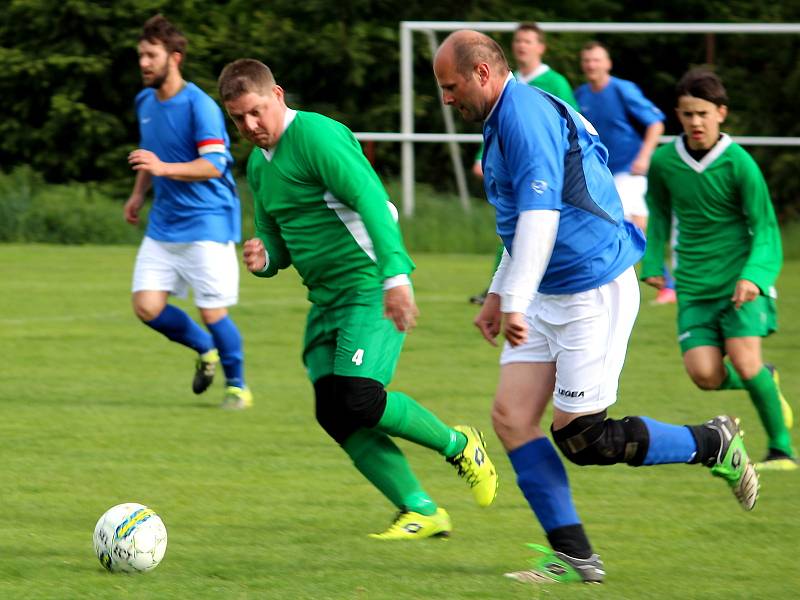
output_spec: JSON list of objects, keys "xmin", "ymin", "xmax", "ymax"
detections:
[
  {"xmin": 642, "ymin": 68, "xmax": 795, "ymax": 470},
  {"xmin": 217, "ymin": 58, "xmax": 499, "ymax": 538},
  {"xmin": 470, "ymin": 22, "xmax": 579, "ymax": 305}
]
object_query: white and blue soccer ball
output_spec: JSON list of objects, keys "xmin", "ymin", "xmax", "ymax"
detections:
[{"xmin": 93, "ymin": 503, "xmax": 168, "ymax": 573}]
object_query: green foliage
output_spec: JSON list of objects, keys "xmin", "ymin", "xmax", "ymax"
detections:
[
  {"xmin": 0, "ymin": 167, "xmax": 141, "ymax": 244},
  {"xmin": 2, "ymin": 1, "xmax": 800, "ymax": 216}
]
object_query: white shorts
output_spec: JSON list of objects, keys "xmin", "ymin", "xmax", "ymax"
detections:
[
  {"xmin": 499, "ymin": 267, "xmax": 640, "ymax": 414},
  {"xmin": 132, "ymin": 237, "xmax": 239, "ymax": 309},
  {"xmin": 613, "ymin": 173, "xmax": 649, "ymax": 219}
]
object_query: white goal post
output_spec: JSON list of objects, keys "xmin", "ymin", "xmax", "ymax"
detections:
[{"xmin": 352, "ymin": 21, "xmax": 800, "ymax": 216}]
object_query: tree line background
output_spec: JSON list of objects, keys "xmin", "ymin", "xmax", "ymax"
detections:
[{"xmin": 2, "ymin": 0, "xmax": 800, "ymax": 240}]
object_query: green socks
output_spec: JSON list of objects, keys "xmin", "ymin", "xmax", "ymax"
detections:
[
  {"xmin": 718, "ymin": 361, "xmax": 744, "ymax": 390},
  {"xmin": 343, "ymin": 428, "xmax": 437, "ymax": 515},
  {"xmin": 743, "ymin": 367, "xmax": 794, "ymax": 457},
  {"xmin": 376, "ymin": 391, "xmax": 467, "ymax": 457}
]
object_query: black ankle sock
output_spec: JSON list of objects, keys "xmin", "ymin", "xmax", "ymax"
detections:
[
  {"xmin": 546, "ymin": 524, "xmax": 593, "ymax": 559},
  {"xmin": 687, "ymin": 424, "xmax": 722, "ymax": 466}
]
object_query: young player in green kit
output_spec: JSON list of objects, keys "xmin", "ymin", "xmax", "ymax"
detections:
[
  {"xmin": 217, "ymin": 58, "xmax": 499, "ymax": 538},
  {"xmin": 642, "ymin": 68, "xmax": 795, "ymax": 470}
]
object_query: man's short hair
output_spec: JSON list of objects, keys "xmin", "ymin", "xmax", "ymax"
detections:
[
  {"xmin": 140, "ymin": 15, "xmax": 187, "ymax": 57},
  {"xmin": 581, "ymin": 40, "xmax": 609, "ymax": 55},
  {"xmin": 450, "ymin": 33, "xmax": 509, "ymax": 78},
  {"xmin": 676, "ymin": 68, "xmax": 729, "ymax": 106},
  {"xmin": 515, "ymin": 22, "xmax": 544, "ymax": 42},
  {"xmin": 218, "ymin": 59, "xmax": 277, "ymax": 103}
]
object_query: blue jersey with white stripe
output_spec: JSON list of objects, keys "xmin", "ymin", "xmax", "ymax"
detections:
[
  {"xmin": 574, "ymin": 76, "xmax": 665, "ymax": 174},
  {"xmin": 482, "ymin": 79, "xmax": 645, "ymax": 294},
  {"xmin": 136, "ymin": 82, "xmax": 240, "ymax": 243}
]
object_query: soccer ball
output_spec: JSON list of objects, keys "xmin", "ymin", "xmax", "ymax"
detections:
[{"xmin": 93, "ymin": 503, "xmax": 168, "ymax": 573}]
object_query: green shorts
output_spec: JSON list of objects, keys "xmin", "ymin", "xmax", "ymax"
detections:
[
  {"xmin": 677, "ymin": 295, "xmax": 777, "ymax": 353},
  {"xmin": 303, "ymin": 298, "xmax": 405, "ymax": 385}
]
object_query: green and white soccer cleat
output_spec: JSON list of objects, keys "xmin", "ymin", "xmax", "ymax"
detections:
[
  {"xmin": 446, "ymin": 425, "xmax": 498, "ymax": 507},
  {"xmin": 706, "ymin": 416, "xmax": 759, "ymax": 510},
  {"xmin": 765, "ymin": 364, "xmax": 793, "ymax": 429},
  {"xmin": 504, "ymin": 544, "xmax": 605, "ymax": 584},
  {"xmin": 368, "ymin": 508, "xmax": 452, "ymax": 541},
  {"xmin": 221, "ymin": 385, "xmax": 253, "ymax": 410},
  {"xmin": 193, "ymin": 349, "xmax": 219, "ymax": 394}
]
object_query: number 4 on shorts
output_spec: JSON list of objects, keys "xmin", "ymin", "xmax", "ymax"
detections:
[{"xmin": 352, "ymin": 348, "xmax": 364, "ymax": 366}]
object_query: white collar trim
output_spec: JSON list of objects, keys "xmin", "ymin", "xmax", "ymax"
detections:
[
  {"xmin": 516, "ymin": 64, "xmax": 550, "ymax": 84},
  {"xmin": 260, "ymin": 108, "xmax": 298, "ymax": 162},
  {"xmin": 675, "ymin": 133, "xmax": 732, "ymax": 173}
]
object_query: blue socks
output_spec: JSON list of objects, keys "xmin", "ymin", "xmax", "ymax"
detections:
[
  {"xmin": 509, "ymin": 437, "xmax": 581, "ymax": 533},
  {"xmin": 640, "ymin": 417, "xmax": 697, "ymax": 465},
  {"xmin": 206, "ymin": 316, "xmax": 245, "ymax": 389},
  {"xmin": 663, "ymin": 265, "xmax": 675, "ymax": 290},
  {"xmin": 145, "ymin": 307, "xmax": 245, "ymax": 389},
  {"xmin": 145, "ymin": 305, "xmax": 213, "ymax": 354}
]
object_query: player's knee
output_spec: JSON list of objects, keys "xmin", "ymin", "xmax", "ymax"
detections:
[
  {"xmin": 132, "ymin": 297, "xmax": 163, "ymax": 322},
  {"xmin": 314, "ymin": 375, "xmax": 353, "ymax": 444},
  {"xmin": 335, "ymin": 376, "xmax": 387, "ymax": 428},
  {"xmin": 686, "ymin": 367, "xmax": 723, "ymax": 390},
  {"xmin": 491, "ymin": 401, "xmax": 535, "ymax": 443},
  {"xmin": 552, "ymin": 410, "xmax": 649, "ymax": 467},
  {"xmin": 727, "ymin": 357, "xmax": 761, "ymax": 381}
]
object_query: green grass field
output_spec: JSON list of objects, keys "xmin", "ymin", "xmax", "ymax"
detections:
[{"xmin": 1, "ymin": 244, "xmax": 798, "ymax": 600}]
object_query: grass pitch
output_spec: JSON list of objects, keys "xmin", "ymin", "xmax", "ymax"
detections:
[{"xmin": 1, "ymin": 244, "xmax": 798, "ymax": 599}]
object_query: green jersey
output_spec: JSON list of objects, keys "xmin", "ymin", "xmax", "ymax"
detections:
[
  {"xmin": 515, "ymin": 65, "xmax": 579, "ymax": 110},
  {"xmin": 642, "ymin": 134, "xmax": 782, "ymax": 300},
  {"xmin": 476, "ymin": 65, "xmax": 578, "ymax": 161},
  {"xmin": 247, "ymin": 110, "xmax": 415, "ymax": 307}
]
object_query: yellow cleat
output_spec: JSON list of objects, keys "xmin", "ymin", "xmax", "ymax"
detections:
[
  {"xmin": 221, "ymin": 386, "xmax": 253, "ymax": 410},
  {"xmin": 369, "ymin": 508, "xmax": 452, "ymax": 540},
  {"xmin": 755, "ymin": 457, "xmax": 798, "ymax": 472},
  {"xmin": 766, "ymin": 365, "xmax": 793, "ymax": 429},
  {"xmin": 193, "ymin": 348, "xmax": 219, "ymax": 394},
  {"xmin": 447, "ymin": 425, "xmax": 498, "ymax": 507}
]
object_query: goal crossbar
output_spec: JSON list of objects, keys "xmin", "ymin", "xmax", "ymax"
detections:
[{"xmin": 390, "ymin": 21, "xmax": 800, "ymax": 215}]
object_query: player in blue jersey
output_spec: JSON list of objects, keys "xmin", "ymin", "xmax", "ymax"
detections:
[
  {"xmin": 433, "ymin": 30, "xmax": 759, "ymax": 584},
  {"xmin": 575, "ymin": 41, "xmax": 676, "ymax": 305},
  {"xmin": 124, "ymin": 15, "xmax": 252, "ymax": 409}
]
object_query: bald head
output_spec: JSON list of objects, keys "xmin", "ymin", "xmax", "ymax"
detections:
[
  {"xmin": 433, "ymin": 30, "xmax": 510, "ymax": 122},
  {"xmin": 436, "ymin": 30, "xmax": 509, "ymax": 78}
]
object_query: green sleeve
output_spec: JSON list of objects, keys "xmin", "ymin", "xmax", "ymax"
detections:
[
  {"xmin": 553, "ymin": 76, "xmax": 579, "ymax": 111},
  {"xmin": 641, "ymin": 154, "xmax": 671, "ymax": 280},
  {"xmin": 475, "ymin": 143, "xmax": 484, "ymax": 162},
  {"xmin": 247, "ymin": 153, "xmax": 291, "ymax": 279},
  {"xmin": 736, "ymin": 151, "xmax": 782, "ymax": 294},
  {"xmin": 303, "ymin": 120, "xmax": 415, "ymax": 280}
]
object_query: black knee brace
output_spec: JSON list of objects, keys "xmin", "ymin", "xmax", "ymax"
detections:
[
  {"xmin": 314, "ymin": 375, "xmax": 387, "ymax": 444},
  {"xmin": 552, "ymin": 410, "xmax": 649, "ymax": 467}
]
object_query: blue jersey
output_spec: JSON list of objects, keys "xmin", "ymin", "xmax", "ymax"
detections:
[
  {"xmin": 574, "ymin": 76, "xmax": 664, "ymax": 174},
  {"xmin": 136, "ymin": 82, "xmax": 240, "ymax": 243},
  {"xmin": 482, "ymin": 78, "xmax": 645, "ymax": 295}
]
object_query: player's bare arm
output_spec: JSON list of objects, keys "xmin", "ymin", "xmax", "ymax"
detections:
[
  {"xmin": 630, "ymin": 121, "xmax": 664, "ymax": 175},
  {"xmin": 474, "ymin": 292, "xmax": 502, "ymax": 346},
  {"xmin": 384, "ymin": 284, "xmax": 419, "ymax": 332},
  {"xmin": 731, "ymin": 278, "xmax": 760, "ymax": 309},
  {"xmin": 644, "ymin": 275, "xmax": 666, "ymax": 290},
  {"xmin": 128, "ymin": 149, "xmax": 222, "ymax": 181},
  {"xmin": 124, "ymin": 171, "xmax": 152, "ymax": 225},
  {"xmin": 242, "ymin": 238, "xmax": 267, "ymax": 272}
]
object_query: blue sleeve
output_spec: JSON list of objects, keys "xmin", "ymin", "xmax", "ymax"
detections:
[
  {"xmin": 499, "ymin": 96, "xmax": 564, "ymax": 211},
  {"xmin": 191, "ymin": 92, "xmax": 230, "ymax": 173},
  {"xmin": 618, "ymin": 80, "xmax": 664, "ymax": 127}
]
